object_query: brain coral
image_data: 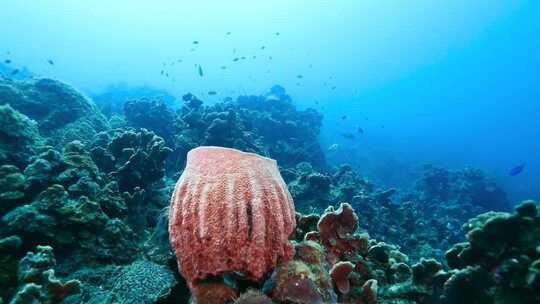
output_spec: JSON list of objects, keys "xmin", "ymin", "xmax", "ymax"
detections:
[{"xmin": 169, "ymin": 146, "xmax": 296, "ymax": 287}]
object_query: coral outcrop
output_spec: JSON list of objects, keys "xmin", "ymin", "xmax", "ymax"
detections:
[
  {"xmin": 9, "ymin": 245, "xmax": 80, "ymax": 304},
  {"xmin": 0, "ymin": 77, "xmax": 109, "ymax": 146},
  {"xmin": 0, "ymin": 104, "xmax": 41, "ymax": 169}
]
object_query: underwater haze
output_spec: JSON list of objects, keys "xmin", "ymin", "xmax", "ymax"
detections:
[
  {"xmin": 2, "ymin": 1, "xmax": 539, "ymax": 201},
  {"xmin": 1, "ymin": 1, "xmax": 540, "ymax": 303}
]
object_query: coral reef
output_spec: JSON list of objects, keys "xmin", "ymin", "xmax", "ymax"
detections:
[
  {"xmin": 91, "ymin": 83, "xmax": 178, "ymax": 117},
  {"xmin": 9, "ymin": 245, "xmax": 81, "ymax": 304},
  {"xmin": 169, "ymin": 147, "xmax": 295, "ymax": 300},
  {"xmin": 90, "ymin": 128, "xmax": 172, "ymax": 193},
  {"xmin": 0, "ymin": 104, "xmax": 41, "ymax": 169},
  {"xmin": 0, "ymin": 77, "xmax": 109, "ymax": 146},
  {"xmin": 0, "ymin": 78, "xmax": 534, "ymax": 304}
]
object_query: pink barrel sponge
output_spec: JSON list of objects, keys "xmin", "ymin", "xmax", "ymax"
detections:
[{"xmin": 169, "ymin": 146, "xmax": 296, "ymax": 286}]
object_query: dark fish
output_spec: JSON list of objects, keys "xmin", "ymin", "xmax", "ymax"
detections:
[
  {"xmin": 269, "ymin": 56, "xmax": 273, "ymax": 60},
  {"xmin": 160, "ymin": 70, "xmax": 164, "ymax": 75},
  {"xmin": 4, "ymin": 59, "xmax": 11, "ymax": 64},
  {"xmin": 233, "ymin": 58, "xmax": 239, "ymax": 62},
  {"xmin": 296, "ymin": 75, "xmax": 303, "ymax": 79},
  {"xmin": 198, "ymin": 65, "xmax": 203, "ymax": 77},
  {"xmin": 193, "ymin": 41, "xmax": 199, "ymax": 45},
  {"xmin": 331, "ymin": 86, "xmax": 336, "ymax": 90},
  {"xmin": 341, "ymin": 115, "xmax": 347, "ymax": 120},
  {"xmin": 220, "ymin": 66, "xmax": 227, "ymax": 69},
  {"xmin": 208, "ymin": 91, "xmax": 217, "ymax": 95},
  {"xmin": 275, "ymin": 32, "xmax": 280, "ymax": 36},
  {"xmin": 261, "ymin": 46, "xmax": 266, "ymax": 50},
  {"xmin": 358, "ymin": 127, "xmax": 364, "ymax": 134},
  {"xmin": 341, "ymin": 133, "xmax": 355, "ymax": 140},
  {"xmin": 240, "ymin": 56, "xmax": 246, "ymax": 60},
  {"xmin": 47, "ymin": 59, "xmax": 54, "ymax": 65},
  {"xmin": 509, "ymin": 163, "xmax": 525, "ymax": 176},
  {"xmin": 252, "ymin": 56, "xmax": 257, "ymax": 59},
  {"xmin": 226, "ymin": 31, "xmax": 231, "ymax": 35},
  {"xmin": 10, "ymin": 69, "xmax": 19, "ymax": 75},
  {"xmin": 381, "ymin": 125, "xmax": 385, "ymax": 128}
]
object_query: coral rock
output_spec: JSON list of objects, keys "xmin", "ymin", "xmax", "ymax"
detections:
[
  {"xmin": 330, "ymin": 261, "xmax": 355, "ymax": 294},
  {"xmin": 234, "ymin": 289, "xmax": 272, "ymax": 304},
  {"xmin": 169, "ymin": 147, "xmax": 296, "ymax": 286},
  {"xmin": 317, "ymin": 203, "xmax": 368, "ymax": 264}
]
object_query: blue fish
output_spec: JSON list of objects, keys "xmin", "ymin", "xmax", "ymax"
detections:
[
  {"xmin": 509, "ymin": 163, "xmax": 525, "ymax": 176},
  {"xmin": 198, "ymin": 65, "xmax": 203, "ymax": 77}
]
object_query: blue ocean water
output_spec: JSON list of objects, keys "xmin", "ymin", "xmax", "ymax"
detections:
[{"xmin": 1, "ymin": 1, "xmax": 539, "ymax": 200}]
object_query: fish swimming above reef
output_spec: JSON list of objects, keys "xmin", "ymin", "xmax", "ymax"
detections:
[
  {"xmin": 358, "ymin": 127, "xmax": 364, "ymax": 134},
  {"xmin": 233, "ymin": 58, "xmax": 239, "ymax": 62},
  {"xmin": 207, "ymin": 91, "xmax": 217, "ymax": 95},
  {"xmin": 509, "ymin": 163, "xmax": 525, "ymax": 176},
  {"xmin": 296, "ymin": 74, "xmax": 303, "ymax": 79},
  {"xmin": 341, "ymin": 115, "xmax": 347, "ymax": 120},
  {"xmin": 341, "ymin": 132, "xmax": 355, "ymax": 140},
  {"xmin": 47, "ymin": 59, "xmax": 54, "ymax": 65},
  {"xmin": 10, "ymin": 69, "xmax": 19, "ymax": 75},
  {"xmin": 198, "ymin": 65, "xmax": 203, "ymax": 77},
  {"xmin": 193, "ymin": 40, "xmax": 199, "ymax": 45},
  {"xmin": 4, "ymin": 59, "xmax": 11, "ymax": 64},
  {"xmin": 328, "ymin": 143, "xmax": 340, "ymax": 151}
]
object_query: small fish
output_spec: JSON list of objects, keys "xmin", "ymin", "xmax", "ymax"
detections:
[
  {"xmin": 341, "ymin": 115, "xmax": 347, "ymax": 120},
  {"xmin": 226, "ymin": 31, "xmax": 231, "ymax": 35},
  {"xmin": 509, "ymin": 163, "xmax": 525, "ymax": 176},
  {"xmin": 269, "ymin": 56, "xmax": 273, "ymax": 60},
  {"xmin": 160, "ymin": 70, "xmax": 164, "ymax": 75},
  {"xmin": 275, "ymin": 32, "xmax": 280, "ymax": 36},
  {"xmin": 193, "ymin": 41, "xmax": 199, "ymax": 45},
  {"xmin": 208, "ymin": 91, "xmax": 217, "ymax": 95},
  {"xmin": 331, "ymin": 86, "xmax": 336, "ymax": 90},
  {"xmin": 381, "ymin": 125, "xmax": 385, "ymax": 128},
  {"xmin": 252, "ymin": 56, "xmax": 257, "ymax": 59},
  {"xmin": 177, "ymin": 59, "xmax": 182, "ymax": 63},
  {"xmin": 261, "ymin": 46, "xmax": 266, "ymax": 50},
  {"xmin": 10, "ymin": 69, "xmax": 19, "ymax": 75},
  {"xmin": 357, "ymin": 127, "xmax": 364, "ymax": 134},
  {"xmin": 220, "ymin": 66, "xmax": 227, "ymax": 69},
  {"xmin": 240, "ymin": 56, "xmax": 246, "ymax": 60},
  {"xmin": 4, "ymin": 59, "xmax": 11, "ymax": 64},
  {"xmin": 341, "ymin": 133, "xmax": 355, "ymax": 140},
  {"xmin": 233, "ymin": 58, "xmax": 239, "ymax": 62},
  {"xmin": 296, "ymin": 75, "xmax": 303, "ymax": 79},
  {"xmin": 328, "ymin": 144, "xmax": 340, "ymax": 151},
  {"xmin": 47, "ymin": 59, "xmax": 54, "ymax": 65},
  {"xmin": 198, "ymin": 65, "xmax": 203, "ymax": 77}
]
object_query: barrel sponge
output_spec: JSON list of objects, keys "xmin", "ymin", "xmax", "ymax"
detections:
[{"xmin": 169, "ymin": 146, "xmax": 296, "ymax": 285}]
